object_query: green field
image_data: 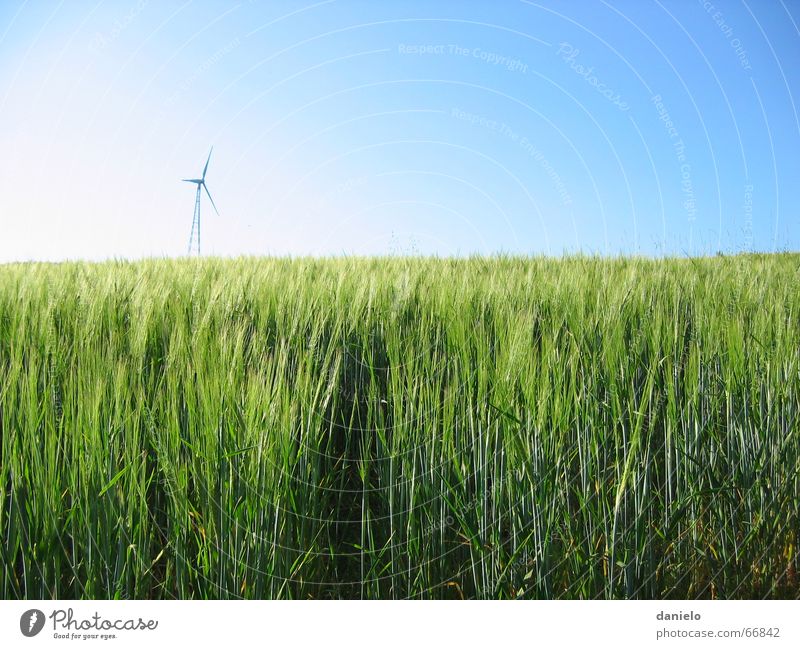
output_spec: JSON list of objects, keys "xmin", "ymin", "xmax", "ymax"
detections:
[{"xmin": 1, "ymin": 255, "xmax": 798, "ymax": 599}]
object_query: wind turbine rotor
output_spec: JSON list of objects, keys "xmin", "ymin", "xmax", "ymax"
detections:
[
  {"xmin": 202, "ymin": 147, "xmax": 213, "ymax": 181},
  {"xmin": 203, "ymin": 183, "xmax": 220, "ymax": 216}
]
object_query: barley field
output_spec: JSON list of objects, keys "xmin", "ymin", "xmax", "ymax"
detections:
[{"xmin": 0, "ymin": 255, "xmax": 798, "ymax": 599}]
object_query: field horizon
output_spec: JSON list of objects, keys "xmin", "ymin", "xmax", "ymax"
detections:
[{"xmin": 3, "ymin": 250, "xmax": 796, "ymax": 267}]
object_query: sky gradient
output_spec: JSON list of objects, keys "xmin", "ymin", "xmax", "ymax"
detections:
[{"xmin": 1, "ymin": 0, "xmax": 798, "ymax": 261}]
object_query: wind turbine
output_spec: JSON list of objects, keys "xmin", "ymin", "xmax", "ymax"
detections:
[{"xmin": 183, "ymin": 148, "xmax": 220, "ymax": 255}]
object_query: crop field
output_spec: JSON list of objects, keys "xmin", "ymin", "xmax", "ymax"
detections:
[{"xmin": 0, "ymin": 255, "xmax": 798, "ymax": 599}]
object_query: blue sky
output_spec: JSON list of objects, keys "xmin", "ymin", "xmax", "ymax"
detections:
[{"xmin": 0, "ymin": 0, "xmax": 798, "ymax": 260}]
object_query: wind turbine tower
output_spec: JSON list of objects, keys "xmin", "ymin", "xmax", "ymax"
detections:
[{"xmin": 183, "ymin": 148, "xmax": 220, "ymax": 255}]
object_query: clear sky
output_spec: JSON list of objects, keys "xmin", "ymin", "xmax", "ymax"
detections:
[{"xmin": 1, "ymin": 0, "xmax": 798, "ymax": 261}]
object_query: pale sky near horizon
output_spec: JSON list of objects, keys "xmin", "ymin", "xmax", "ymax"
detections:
[{"xmin": 1, "ymin": 0, "xmax": 798, "ymax": 262}]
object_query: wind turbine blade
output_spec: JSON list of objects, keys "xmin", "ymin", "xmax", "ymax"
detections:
[
  {"xmin": 202, "ymin": 147, "xmax": 213, "ymax": 181},
  {"xmin": 203, "ymin": 183, "xmax": 220, "ymax": 216},
  {"xmin": 183, "ymin": 178, "xmax": 202, "ymax": 183}
]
